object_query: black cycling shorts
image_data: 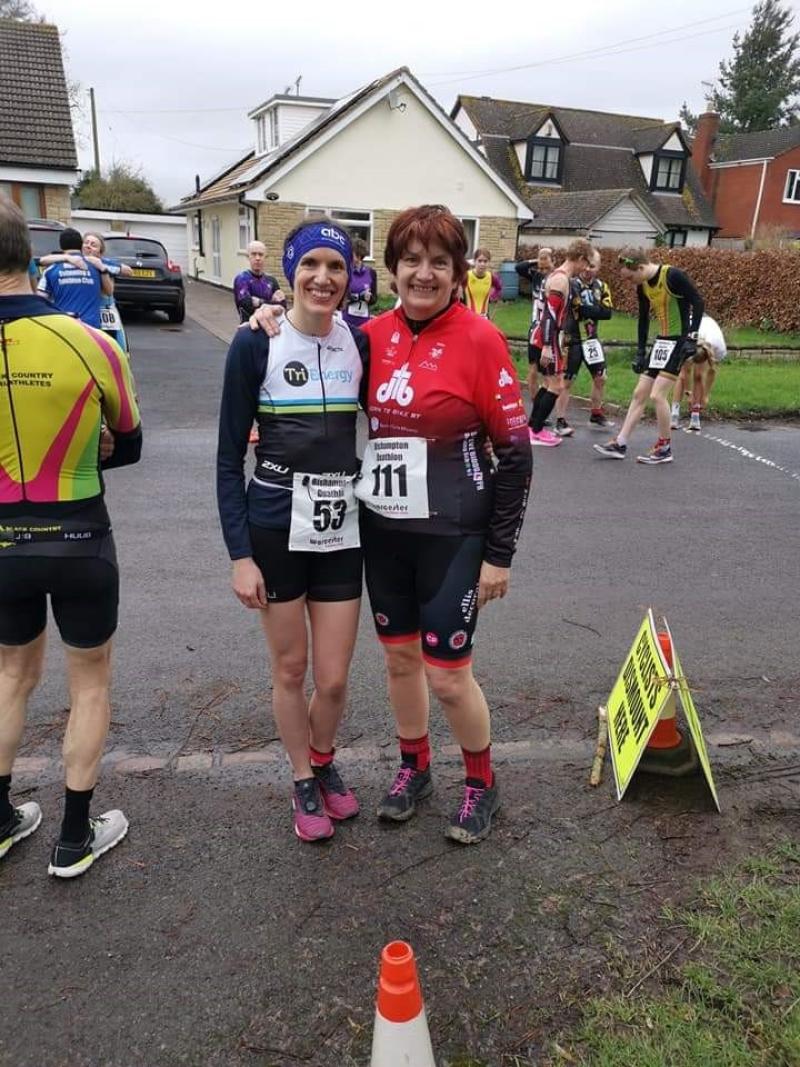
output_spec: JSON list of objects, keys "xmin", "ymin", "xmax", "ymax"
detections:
[
  {"xmin": 249, "ymin": 524, "xmax": 362, "ymax": 603},
  {"xmin": 527, "ymin": 342, "xmax": 542, "ymax": 367},
  {"xmin": 565, "ymin": 340, "xmax": 606, "ymax": 381},
  {"xmin": 0, "ymin": 541, "xmax": 119, "ymax": 648},
  {"xmin": 647, "ymin": 335, "xmax": 692, "ymax": 380},
  {"xmin": 363, "ymin": 524, "xmax": 485, "ymax": 667}
]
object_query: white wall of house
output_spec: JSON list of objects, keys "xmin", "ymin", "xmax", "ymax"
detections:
[
  {"xmin": 588, "ymin": 198, "xmax": 659, "ymax": 246},
  {"xmin": 663, "ymin": 132, "xmax": 684, "ymax": 152},
  {"xmin": 263, "ymin": 89, "xmax": 519, "ymax": 217},
  {"xmin": 71, "ymin": 209, "xmax": 189, "ymax": 272},
  {"xmin": 452, "ymin": 107, "xmax": 478, "ymax": 144},
  {"xmin": 638, "ymin": 153, "xmax": 654, "ymax": 183},
  {"xmin": 513, "ymin": 141, "xmax": 526, "ymax": 171},
  {"xmin": 685, "ymin": 228, "xmax": 711, "ymax": 247},
  {"xmin": 534, "ymin": 118, "xmax": 559, "ymax": 139}
]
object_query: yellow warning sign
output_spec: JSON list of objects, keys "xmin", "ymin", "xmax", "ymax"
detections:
[
  {"xmin": 664, "ymin": 622, "xmax": 721, "ymax": 812},
  {"xmin": 606, "ymin": 610, "xmax": 671, "ymax": 799}
]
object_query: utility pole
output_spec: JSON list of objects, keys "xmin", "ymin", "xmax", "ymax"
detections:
[{"xmin": 88, "ymin": 87, "xmax": 100, "ymax": 174}]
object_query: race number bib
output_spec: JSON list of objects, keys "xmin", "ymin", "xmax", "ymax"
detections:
[
  {"xmin": 582, "ymin": 338, "xmax": 605, "ymax": 366},
  {"xmin": 289, "ymin": 473, "xmax": 359, "ymax": 553},
  {"xmin": 648, "ymin": 337, "xmax": 677, "ymax": 371},
  {"xmin": 355, "ymin": 437, "xmax": 429, "ymax": 519},
  {"xmin": 100, "ymin": 305, "xmax": 123, "ymax": 331},
  {"xmin": 347, "ymin": 299, "xmax": 369, "ymax": 319}
]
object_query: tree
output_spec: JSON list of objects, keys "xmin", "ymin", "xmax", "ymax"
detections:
[
  {"xmin": 683, "ymin": 0, "xmax": 800, "ymax": 133},
  {"xmin": 0, "ymin": 0, "xmax": 42, "ymax": 18},
  {"xmin": 74, "ymin": 165, "xmax": 164, "ymax": 214}
]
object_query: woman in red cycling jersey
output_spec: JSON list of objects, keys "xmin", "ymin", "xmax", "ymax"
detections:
[
  {"xmin": 252, "ymin": 206, "xmax": 532, "ymax": 844},
  {"xmin": 357, "ymin": 206, "xmax": 532, "ymax": 844}
]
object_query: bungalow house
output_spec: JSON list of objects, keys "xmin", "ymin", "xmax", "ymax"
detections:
[
  {"xmin": 176, "ymin": 67, "xmax": 532, "ymax": 292},
  {"xmin": 691, "ymin": 111, "xmax": 800, "ymax": 244},
  {"xmin": 0, "ymin": 18, "xmax": 79, "ymax": 222},
  {"xmin": 451, "ymin": 95, "xmax": 717, "ymax": 248}
]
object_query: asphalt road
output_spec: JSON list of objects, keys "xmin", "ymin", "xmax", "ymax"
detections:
[{"xmin": 3, "ymin": 313, "xmax": 798, "ymax": 1066}]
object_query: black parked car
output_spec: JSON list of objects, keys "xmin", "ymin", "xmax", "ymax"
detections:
[
  {"xmin": 102, "ymin": 235, "xmax": 185, "ymax": 323},
  {"xmin": 27, "ymin": 218, "xmax": 67, "ymax": 265}
]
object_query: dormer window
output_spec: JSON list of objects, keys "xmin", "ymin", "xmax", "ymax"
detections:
[
  {"xmin": 255, "ymin": 110, "xmax": 280, "ymax": 154},
  {"xmin": 523, "ymin": 117, "xmax": 564, "ymax": 184},
  {"xmin": 652, "ymin": 151, "xmax": 685, "ymax": 193},
  {"xmin": 526, "ymin": 138, "xmax": 561, "ymax": 182}
]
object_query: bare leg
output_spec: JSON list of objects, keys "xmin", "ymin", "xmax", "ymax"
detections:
[
  {"xmin": 425, "ymin": 663, "xmax": 490, "ymax": 751},
  {"xmin": 590, "ymin": 372, "xmax": 605, "ymax": 410},
  {"xmin": 63, "ymin": 640, "xmax": 113, "ymax": 791},
  {"xmin": 382, "ymin": 641, "xmax": 430, "ymax": 739},
  {"xmin": 554, "ymin": 378, "xmax": 573, "ymax": 420},
  {"xmin": 259, "ymin": 598, "xmax": 312, "ymax": 779},
  {"xmin": 0, "ymin": 633, "xmax": 46, "ymax": 775},
  {"xmin": 651, "ymin": 375, "xmax": 675, "ymax": 441},
  {"xmin": 616, "ymin": 374, "xmax": 654, "ymax": 444},
  {"xmin": 307, "ymin": 598, "xmax": 360, "ymax": 753}
]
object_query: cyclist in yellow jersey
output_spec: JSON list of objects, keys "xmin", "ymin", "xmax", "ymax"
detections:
[
  {"xmin": 0, "ymin": 197, "xmax": 142, "ymax": 878},
  {"xmin": 594, "ymin": 247, "xmax": 703, "ymax": 466},
  {"xmin": 463, "ymin": 248, "xmax": 502, "ymax": 318}
]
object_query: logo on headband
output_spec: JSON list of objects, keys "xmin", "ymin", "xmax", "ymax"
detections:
[
  {"xmin": 285, "ymin": 246, "xmax": 295, "ymax": 260},
  {"xmin": 321, "ymin": 226, "xmax": 346, "ymax": 246}
]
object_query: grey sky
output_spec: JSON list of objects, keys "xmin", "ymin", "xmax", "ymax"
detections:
[{"xmin": 38, "ymin": 0, "xmax": 800, "ymax": 207}]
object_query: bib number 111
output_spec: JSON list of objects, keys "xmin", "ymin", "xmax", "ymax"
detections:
[{"xmin": 371, "ymin": 462, "xmax": 407, "ymax": 499}]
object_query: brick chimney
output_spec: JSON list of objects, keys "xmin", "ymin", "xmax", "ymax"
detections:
[{"xmin": 691, "ymin": 112, "xmax": 720, "ymax": 198}]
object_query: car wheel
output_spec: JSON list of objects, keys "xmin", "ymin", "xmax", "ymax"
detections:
[{"xmin": 167, "ymin": 297, "xmax": 185, "ymax": 324}]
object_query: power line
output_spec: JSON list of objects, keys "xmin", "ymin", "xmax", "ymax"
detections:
[
  {"xmin": 108, "ymin": 109, "xmax": 248, "ymax": 153},
  {"xmin": 105, "ymin": 105, "xmax": 247, "ymax": 115},
  {"xmin": 424, "ymin": 10, "xmax": 749, "ymax": 87}
]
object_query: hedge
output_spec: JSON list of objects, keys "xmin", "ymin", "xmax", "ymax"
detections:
[{"xmin": 516, "ymin": 245, "xmax": 800, "ymax": 333}]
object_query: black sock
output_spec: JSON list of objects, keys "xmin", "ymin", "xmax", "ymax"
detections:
[
  {"xmin": 528, "ymin": 386, "xmax": 548, "ymax": 428},
  {"xmin": 531, "ymin": 390, "xmax": 558, "ymax": 433},
  {"xmin": 0, "ymin": 774, "xmax": 12, "ymax": 827},
  {"xmin": 61, "ymin": 787, "xmax": 93, "ymax": 843}
]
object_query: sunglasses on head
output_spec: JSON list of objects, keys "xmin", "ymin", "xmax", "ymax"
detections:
[{"xmin": 618, "ymin": 256, "xmax": 638, "ymax": 267}]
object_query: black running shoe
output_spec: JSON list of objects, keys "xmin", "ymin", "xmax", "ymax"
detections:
[
  {"xmin": 376, "ymin": 764, "xmax": 433, "ymax": 822},
  {"xmin": 445, "ymin": 778, "xmax": 500, "ymax": 845}
]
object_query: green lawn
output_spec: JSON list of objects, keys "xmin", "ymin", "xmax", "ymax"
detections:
[
  {"xmin": 558, "ymin": 845, "xmax": 800, "ymax": 1067},
  {"xmin": 509, "ymin": 350, "xmax": 800, "ymax": 418},
  {"xmin": 492, "ymin": 299, "xmax": 800, "ymax": 350}
]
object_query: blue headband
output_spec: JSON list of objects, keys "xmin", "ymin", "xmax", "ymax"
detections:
[{"xmin": 282, "ymin": 222, "xmax": 353, "ymax": 288}]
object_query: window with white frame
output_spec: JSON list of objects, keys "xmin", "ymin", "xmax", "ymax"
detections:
[
  {"xmin": 306, "ymin": 207, "xmax": 373, "ymax": 254},
  {"xmin": 784, "ymin": 169, "xmax": 800, "ymax": 203},
  {"xmin": 269, "ymin": 110, "xmax": 279, "ymax": 150},
  {"xmin": 191, "ymin": 213, "xmax": 201, "ymax": 249},
  {"xmin": 457, "ymin": 217, "xmax": 479, "ymax": 255},
  {"xmin": 256, "ymin": 115, "xmax": 266, "ymax": 154},
  {"xmin": 667, "ymin": 229, "xmax": 687, "ymax": 247},
  {"xmin": 238, "ymin": 204, "xmax": 254, "ymax": 250}
]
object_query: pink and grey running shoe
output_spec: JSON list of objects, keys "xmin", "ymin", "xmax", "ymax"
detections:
[
  {"xmin": 292, "ymin": 778, "xmax": 334, "ymax": 842},
  {"xmin": 313, "ymin": 762, "xmax": 359, "ymax": 820}
]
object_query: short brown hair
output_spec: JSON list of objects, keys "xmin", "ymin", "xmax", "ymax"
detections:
[
  {"xmin": 352, "ymin": 237, "xmax": 368, "ymax": 260},
  {"xmin": 617, "ymin": 246, "xmax": 648, "ymax": 268},
  {"xmin": 0, "ymin": 195, "xmax": 32, "ymax": 274},
  {"xmin": 565, "ymin": 238, "xmax": 594, "ymax": 263},
  {"xmin": 384, "ymin": 205, "xmax": 468, "ymax": 285},
  {"xmin": 473, "ymin": 247, "xmax": 491, "ymax": 260}
]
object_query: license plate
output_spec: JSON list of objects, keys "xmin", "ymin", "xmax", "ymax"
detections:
[{"xmin": 131, "ymin": 268, "xmax": 156, "ymax": 278}]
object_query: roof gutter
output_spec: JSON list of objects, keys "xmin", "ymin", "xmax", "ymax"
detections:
[
  {"xmin": 238, "ymin": 191, "xmax": 259, "ymax": 241},
  {"xmin": 709, "ymin": 157, "xmax": 773, "ymax": 169}
]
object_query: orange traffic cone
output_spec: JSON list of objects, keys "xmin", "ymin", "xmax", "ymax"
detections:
[
  {"xmin": 640, "ymin": 630, "xmax": 699, "ymax": 777},
  {"xmin": 647, "ymin": 631, "xmax": 681, "ymax": 749},
  {"xmin": 370, "ymin": 941, "xmax": 436, "ymax": 1067}
]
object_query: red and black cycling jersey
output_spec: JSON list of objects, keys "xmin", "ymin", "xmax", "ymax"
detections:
[{"xmin": 361, "ymin": 302, "xmax": 531, "ymax": 567}]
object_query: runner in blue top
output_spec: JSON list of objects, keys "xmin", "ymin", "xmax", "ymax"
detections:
[
  {"xmin": 41, "ymin": 232, "xmax": 131, "ymax": 352},
  {"xmin": 37, "ymin": 228, "xmax": 112, "ymax": 329}
]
